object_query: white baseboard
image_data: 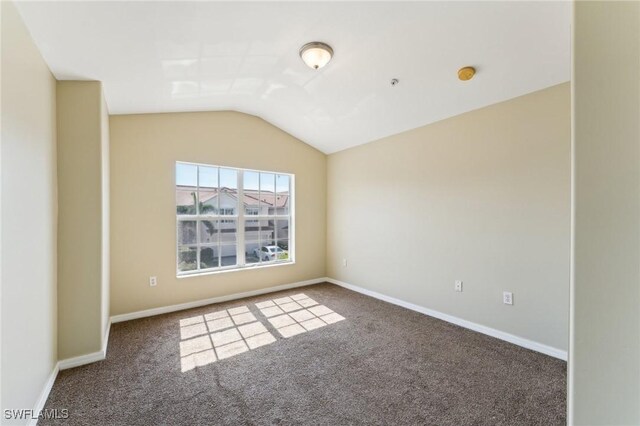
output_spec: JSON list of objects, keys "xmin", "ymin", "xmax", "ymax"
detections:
[
  {"xmin": 58, "ymin": 351, "xmax": 105, "ymax": 371},
  {"xmin": 28, "ymin": 362, "xmax": 60, "ymax": 426},
  {"xmin": 110, "ymin": 277, "xmax": 326, "ymax": 324},
  {"xmin": 325, "ymin": 277, "xmax": 568, "ymax": 361},
  {"xmin": 58, "ymin": 319, "xmax": 111, "ymax": 371}
]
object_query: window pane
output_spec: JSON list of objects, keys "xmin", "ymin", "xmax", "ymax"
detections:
[
  {"xmin": 199, "ymin": 166, "xmax": 219, "ymax": 215},
  {"xmin": 220, "ymin": 168, "xmax": 237, "ymax": 189},
  {"xmin": 260, "ymin": 172, "xmax": 275, "ymax": 192},
  {"xmin": 244, "ymin": 221, "xmax": 260, "ymax": 241},
  {"xmin": 244, "ymin": 171, "xmax": 259, "ymax": 191},
  {"xmin": 219, "ymin": 168, "xmax": 238, "ymax": 216},
  {"xmin": 199, "ymin": 166, "xmax": 218, "ymax": 188},
  {"xmin": 176, "ymin": 163, "xmax": 197, "ymax": 186},
  {"xmin": 261, "ymin": 219, "xmax": 275, "ymax": 245},
  {"xmin": 258, "ymin": 244, "xmax": 274, "ymax": 263},
  {"xmin": 198, "ymin": 190, "xmax": 218, "ymax": 214},
  {"xmin": 199, "ymin": 220, "xmax": 219, "ymax": 244},
  {"xmin": 178, "ymin": 221, "xmax": 197, "ymax": 245},
  {"xmin": 176, "ymin": 187, "xmax": 197, "ymax": 215},
  {"xmin": 245, "ymin": 241, "xmax": 260, "ymax": 265},
  {"xmin": 199, "ymin": 246, "xmax": 219, "ymax": 270},
  {"xmin": 220, "ymin": 244, "xmax": 237, "ymax": 266},
  {"xmin": 243, "ymin": 171, "xmax": 259, "ymax": 215},
  {"xmin": 276, "ymin": 240, "xmax": 290, "ymax": 259},
  {"xmin": 244, "ymin": 174, "xmax": 260, "ymax": 215},
  {"xmin": 275, "ymin": 218, "xmax": 289, "ymax": 241},
  {"xmin": 178, "ymin": 246, "xmax": 197, "ymax": 272},
  {"xmin": 220, "ymin": 219, "xmax": 237, "ymax": 244},
  {"xmin": 260, "ymin": 173, "xmax": 275, "ymax": 213},
  {"xmin": 276, "ymin": 174, "xmax": 290, "ymax": 216},
  {"xmin": 245, "ymin": 207, "xmax": 259, "ymax": 230}
]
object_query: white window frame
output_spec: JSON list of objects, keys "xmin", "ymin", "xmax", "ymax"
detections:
[{"xmin": 176, "ymin": 161, "xmax": 295, "ymax": 277}]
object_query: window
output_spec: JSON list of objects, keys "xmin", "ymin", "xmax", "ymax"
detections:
[{"xmin": 176, "ymin": 162, "xmax": 293, "ymax": 276}]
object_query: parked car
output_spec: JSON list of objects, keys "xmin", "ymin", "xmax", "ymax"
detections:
[{"xmin": 253, "ymin": 245, "xmax": 288, "ymax": 261}]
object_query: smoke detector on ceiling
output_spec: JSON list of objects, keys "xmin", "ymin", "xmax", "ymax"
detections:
[{"xmin": 458, "ymin": 66, "xmax": 476, "ymax": 81}]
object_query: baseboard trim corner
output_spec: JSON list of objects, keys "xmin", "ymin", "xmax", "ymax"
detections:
[
  {"xmin": 325, "ymin": 277, "xmax": 568, "ymax": 361},
  {"xmin": 30, "ymin": 321, "xmax": 112, "ymax": 423},
  {"xmin": 58, "ymin": 320, "xmax": 111, "ymax": 371},
  {"xmin": 58, "ymin": 349, "xmax": 106, "ymax": 371},
  {"xmin": 110, "ymin": 277, "xmax": 326, "ymax": 324},
  {"xmin": 28, "ymin": 362, "xmax": 60, "ymax": 426}
]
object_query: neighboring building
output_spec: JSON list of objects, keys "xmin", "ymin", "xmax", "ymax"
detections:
[{"xmin": 176, "ymin": 186, "xmax": 290, "ymax": 259}]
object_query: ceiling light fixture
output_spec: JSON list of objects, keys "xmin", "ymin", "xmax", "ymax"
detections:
[
  {"xmin": 300, "ymin": 42, "xmax": 333, "ymax": 70},
  {"xmin": 458, "ymin": 66, "xmax": 476, "ymax": 81}
]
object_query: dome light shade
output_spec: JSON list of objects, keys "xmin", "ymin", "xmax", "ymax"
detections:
[{"xmin": 300, "ymin": 42, "xmax": 333, "ymax": 70}]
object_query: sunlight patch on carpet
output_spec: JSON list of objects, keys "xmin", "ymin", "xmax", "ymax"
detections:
[
  {"xmin": 260, "ymin": 293, "xmax": 345, "ymax": 338},
  {"xmin": 178, "ymin": 294, "xmax": 345, "ymax": 372},
  {"xmin": 178, "ymin": 305, "xmax": 275, "ymax": 372}
]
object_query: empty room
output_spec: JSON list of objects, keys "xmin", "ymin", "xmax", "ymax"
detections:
[{"xmin": 1, "ymin": 1, "xmax": 639, "ymax": 425}]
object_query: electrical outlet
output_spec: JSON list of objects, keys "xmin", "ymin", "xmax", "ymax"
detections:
[
  {"xmin": 342, "ymin": 259, "xmax": 347, "ymax": 267},
  {"xmin": 149, "ymin": 276, "xmax": 157, "ymax": 287},
  {"xmin": 454, "ymin": 280, "xmax": 463, "ymax": 292},
  {"xmin": 503, "ymin": 291, "xmax": 513, "ymax": 305}
]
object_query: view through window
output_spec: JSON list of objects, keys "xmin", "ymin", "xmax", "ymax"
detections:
[{"xmin": 176, "ymin": 162, "xmax": 293, "ymax": 275}]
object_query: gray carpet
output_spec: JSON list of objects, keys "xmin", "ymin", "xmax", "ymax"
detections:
[{"xmin": 41, "ymin": 283, "xmax": 566, "ymax": 425}]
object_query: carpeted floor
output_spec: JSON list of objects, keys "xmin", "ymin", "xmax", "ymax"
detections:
[{"xmin": 41, "ymin": 283, "xmax": 566, "ymax": 425}]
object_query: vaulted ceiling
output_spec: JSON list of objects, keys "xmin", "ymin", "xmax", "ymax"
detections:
[{"xmin": 15, "ymin": 1, "xmax": 570, "ymax": 153}]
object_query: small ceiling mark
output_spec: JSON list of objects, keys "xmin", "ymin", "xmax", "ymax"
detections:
[{"xmin": 390, "ymin": 78, "xmax": 399, "ymax": 86}]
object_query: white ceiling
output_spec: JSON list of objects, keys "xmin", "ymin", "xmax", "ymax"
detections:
[{"xmin": 15, "ymin": 1, "xmax": 571, "ymax": 154}]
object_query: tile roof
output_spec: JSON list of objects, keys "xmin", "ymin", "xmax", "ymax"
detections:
[{"xmin": 176, "ymin": 186, "xmax": 289, "ymax": 208}]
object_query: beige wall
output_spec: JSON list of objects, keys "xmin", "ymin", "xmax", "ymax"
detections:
[
  {"xmin": 570, "ymin": 2, "xmax": 640, "ymax": 424},
  {"xmin": 1, "ymin": 0, "xmax": 58, "ymax": 420},
  {"xmin": 109, "ymin": 111, "xmax": 326, "ymax": 316},
  {"xmin": 57, "ymin": 81, "xmax": 109, "ymax": 359},
  {"xmin": 327, "ymin": 83, "xmax": 570, "ymax": 352}
]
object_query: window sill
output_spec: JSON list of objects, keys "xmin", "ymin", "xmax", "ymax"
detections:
[{"xmin": 177, "ymin": 260, "xmax": 295, "ymax": 279}]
